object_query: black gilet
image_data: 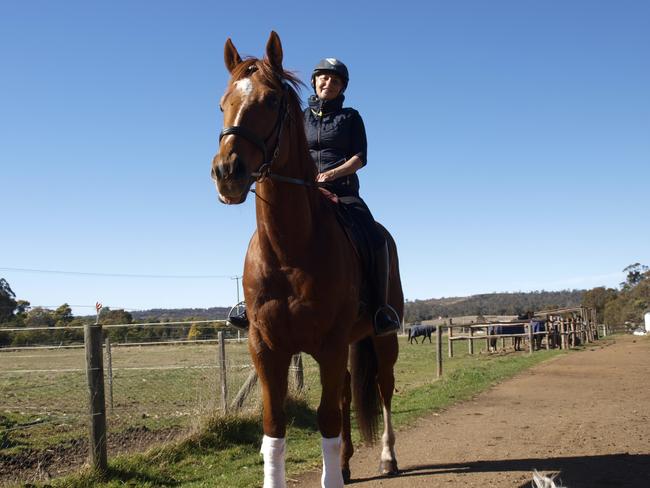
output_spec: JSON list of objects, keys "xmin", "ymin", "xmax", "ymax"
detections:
[{"xmin": 303, "ymin": 94, "xmax": 367, "ymax": 197}]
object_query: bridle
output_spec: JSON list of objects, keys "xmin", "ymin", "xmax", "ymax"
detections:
[{"xmin": 217, "ymin": 77, "xmax": 317, "ymax": 188}]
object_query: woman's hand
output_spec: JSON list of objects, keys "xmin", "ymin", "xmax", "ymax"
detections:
[
  {"xmin": 316, "ymin": 154, "xmax": 364, "ymax": 183},
  {"xmin": 316, "ymin": 170, "xmax": 339, "ymax": 183}
]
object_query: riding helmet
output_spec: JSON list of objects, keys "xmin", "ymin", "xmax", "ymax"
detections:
[{"xmin": 311, "ymin": 58, "xmax": 349, "ymax": 92}]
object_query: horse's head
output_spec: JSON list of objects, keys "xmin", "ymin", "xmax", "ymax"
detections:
[{"xmin": 211, "ymin": 31, "xmax": 298, "ymax": 204}]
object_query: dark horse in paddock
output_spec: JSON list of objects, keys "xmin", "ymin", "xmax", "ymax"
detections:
[
  {"xmin": 488, "ymin": 319, "xmax": 546, "ymax": 352},
  {"xmin": 211, "ymin": 32, "xmax": 403, "ymax": 488},
  {"xmin": 408, "ymin": 325, "xmax": 436, "ymax": 344}
]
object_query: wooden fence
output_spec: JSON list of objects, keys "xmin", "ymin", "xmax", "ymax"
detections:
[
  {"xmin": 444, "ymin": 306, "xmax": 598, "ymax": 358},
  {"xmin": 83, "ymin": 307, "xmax": 598, "ymax": 474},
  {"xmin": 428, "ymin": 307, "xmax": 600, "ymax": 377}
]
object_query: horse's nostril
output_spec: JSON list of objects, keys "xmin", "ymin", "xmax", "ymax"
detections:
[
  {"xmin": 232, "ymin": 158, "xmax": 246, "ymax": 179},
  {"xmin": 213, "ymin": 164, "xmax": 224, "ymax": 181}
]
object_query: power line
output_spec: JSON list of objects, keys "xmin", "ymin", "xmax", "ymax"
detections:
[{"xmin": 0, "ymin": 267, "xmax": 235, "ymax": 279}]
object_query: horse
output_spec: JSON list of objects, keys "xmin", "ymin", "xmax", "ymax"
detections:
[
  {"xmin": 408, "ymin": 325, "xmax": 435, "ymax": 344},
  {"xmin": 211, "ymin": 32, "xmax": 403, "ymax": 488},
  {"xmin": 488, "ymin": 319, "xmax": 547, "ymax": 352},
  {"xmin": 487, "ymin": 323, "xmax": 526, "ymax": 351},
  {"xmin": 530, "ymin": 319, "xmax": 546, "ymax": 350}
]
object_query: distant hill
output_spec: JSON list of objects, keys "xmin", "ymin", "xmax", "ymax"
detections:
[
  {"xmin": 405, "ymin": 290, "xmax": 585, "ymax": 323},
  {"xmin": 129, "ymin": 307, "xmax": 229, "ymax": 322},
  {"xmin": 79, "ymin": 290, "xmax": 584, "ymax": 324}
]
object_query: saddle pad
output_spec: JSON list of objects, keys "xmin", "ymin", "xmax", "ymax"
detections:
[{"xmin": 318, "ymin": 189, "xmax": 374, "ymax": 308}]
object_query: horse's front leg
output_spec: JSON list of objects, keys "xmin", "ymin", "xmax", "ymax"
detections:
[
  {"xmin": 317, "ymin": 347, "xmax": 348, "ymax": 488},
  {"xmin": 250, "ymin": 331, "xmax": 292, "ymax": 488},
  {"xmin": 340, "ymin": 369, "xmax": 353, "ymax": 484}
]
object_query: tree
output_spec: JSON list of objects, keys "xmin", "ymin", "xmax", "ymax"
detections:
[
  {"xmin": 100, "ymin": 308, "xmax": 133, "ymax": 325},
  {"xmin": 620, "ymin": 263, "xmax": 649, "ymax": 290},
  {"xmin": 15, "ymin": 300, "xmax": 30, "ymax": 315},
  {"xmin": 603, "ymin": 266, "xmax": 650, "ymax": 329},
  {"xmin": 24, "ymin": 307, "xmax": 55, "ymax": 328},
  {"xmin": 0, "ymin": 278, "xmax": 17, "ymax": 323},
  {"xmin": 187, "ymin": 323, "xmax": 201, "ymax": 341},
  {"xmin": 582, "ymin": 287, "xmax": 618, "ymax": 324},
  {"xmin": 53, "ymin": 303, "xmax": 73, "ymax": 327}
]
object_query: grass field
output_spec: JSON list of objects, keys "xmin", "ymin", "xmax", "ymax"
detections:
[{"xmin": 0, "ymin": 334, "xmax": 567, "ymax": 487}]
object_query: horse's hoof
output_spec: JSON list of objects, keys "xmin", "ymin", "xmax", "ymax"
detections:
[
  {"xmin": 379, "ymin": 460, "xmax": 399, "ymax": 476},
  {"xmin": 342, "ymin": 467, "xmax": 351, "ymax": 484}
]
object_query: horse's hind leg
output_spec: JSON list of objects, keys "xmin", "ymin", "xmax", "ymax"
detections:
[
  {"xmin": 375, "ymin": 336, "xmax": 399, "ymax": 476},
  {"xmin": 340, "ymin": 369, "xmax": 353, "ymax": 484}
]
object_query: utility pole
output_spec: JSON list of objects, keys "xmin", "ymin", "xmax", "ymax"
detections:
[{"xmin": 231, "ymin": 275, "xmax": 242, "ymax": 303}]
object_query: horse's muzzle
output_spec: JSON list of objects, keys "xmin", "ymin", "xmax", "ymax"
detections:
[{"xmin": 212, "ymin": 153, "xmax": 251, "ymax": 204}]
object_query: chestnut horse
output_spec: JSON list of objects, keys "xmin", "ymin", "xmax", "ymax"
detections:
[{"xmin": 211, "ymin": 31, "xmax": 403, "ymax": 488}]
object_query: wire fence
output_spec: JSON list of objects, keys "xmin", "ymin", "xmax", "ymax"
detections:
[
  {"xmin": 0, "ymin": 321, "xmax": 258, "ymax": 486},
  {"xmin": 0, "ymin": 309, "xmax": 603, "ymax": 485}
]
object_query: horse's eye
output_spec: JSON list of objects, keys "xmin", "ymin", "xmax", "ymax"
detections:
[{"xmin": 219, "ymin": 105, "xmax": 224, "ymax": 113}]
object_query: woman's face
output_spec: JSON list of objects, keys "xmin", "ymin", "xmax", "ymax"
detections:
[{"xmin": 315, "ymin": 72, "xmax": 344, "ymax": 100}]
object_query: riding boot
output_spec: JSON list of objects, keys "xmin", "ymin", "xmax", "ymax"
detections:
[{"xmin": 373, "ymin": 242, "xmax": 400, "ymax": 336}]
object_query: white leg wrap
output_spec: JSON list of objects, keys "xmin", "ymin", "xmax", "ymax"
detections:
[
  {"xmin": 381, "ymin": 406, "xmax": 396, "ymax": 462},
  {"xmin": 321, "ymin": 435, "xmax": 344, "ymax": 488},
  {"xmin": 260, "ymin": 435, "xmax": 286, "ymax": 488}
]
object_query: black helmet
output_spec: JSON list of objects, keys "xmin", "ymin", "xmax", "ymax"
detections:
[{"xmin": 311, "ymin": 58, "xmax": 349, "ymax": 92}]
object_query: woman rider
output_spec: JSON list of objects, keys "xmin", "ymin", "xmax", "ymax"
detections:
[
  {"xmin": 305, "ymin": 58, "xmax": 400, "ymax": 336},
  {"xmin": 228, "ymin": 59, "xmax": 400, "ymax": 336}
]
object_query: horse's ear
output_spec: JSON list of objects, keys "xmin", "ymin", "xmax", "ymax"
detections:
[
  {"xmin": 265, "ymin": 31, "xmax": 283, "ymax": 72},
  {"xmin": 224, "ymin": 38, "xmax": 242, "ymax": 74}
]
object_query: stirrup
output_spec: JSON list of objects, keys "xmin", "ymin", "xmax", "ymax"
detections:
[
  {"xmin": 373, "ymin": 304, "xmax": 400, "ymax": 336},
  {"xmin": 227, "ymin": 301, "xmax": 249, "ymax": 330}
]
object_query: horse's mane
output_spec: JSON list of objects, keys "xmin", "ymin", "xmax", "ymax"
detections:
[
  {"xmin": 230, "ymin": 57, "xmax": 315, "ymax": 183},
  {"xmin": 230, "ymin": 57, "xmax": 305, "ymax": 124}
]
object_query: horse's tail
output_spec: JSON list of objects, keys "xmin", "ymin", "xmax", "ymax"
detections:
[{"xmin": 350, "ymin": 336, "xmax": 381, "ymax": 444}]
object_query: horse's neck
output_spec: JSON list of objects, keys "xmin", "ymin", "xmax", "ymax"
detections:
[{"xmin": 254, "ymin": 141, "xmax": 319, "ymax": 259}]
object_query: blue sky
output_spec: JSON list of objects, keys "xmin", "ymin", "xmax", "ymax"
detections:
[{"xmin": 1, "ymin": 1, "xmax": 648, "ymax": 315}]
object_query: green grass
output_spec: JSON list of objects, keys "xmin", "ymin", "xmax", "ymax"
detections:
[
  {"xmin": 0, "ymin": 343, "xmax": 255, "ymax": 453},
  {"xmin": 19, "ymin": 335, "xmax": 570, "ymax": 488}
]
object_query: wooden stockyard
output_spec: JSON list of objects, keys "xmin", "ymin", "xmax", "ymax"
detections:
[{"xmin": 446, "ymin": 306, "xmax": 599, "ymax": 357}]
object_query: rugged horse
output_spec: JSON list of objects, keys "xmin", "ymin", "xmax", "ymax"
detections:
[
  {"xmin": 408, "ymin": 324, "xmax": 436, "ymax": 344},
  {"xmin": 211, "ymin": 32, "xmax": 403, "ymax": 488}
]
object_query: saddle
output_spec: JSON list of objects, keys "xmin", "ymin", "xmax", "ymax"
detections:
[{"xmin": 319, "ymin": 187, "xmax": 375, "ymax": 309}]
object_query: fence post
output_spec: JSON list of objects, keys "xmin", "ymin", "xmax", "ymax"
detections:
[
  {"xmin": 468, "ymin": 326, "xmax": 474, "ymax": 355},
  {"xmin": 527, "ymin": 322, "xmax": 533, "ymax": 355},
  {"xmin": 84, "ymin": 320, "xmax": 107, "ymax": 474},
  {"xmin": 583, "ymin": 307, "xmax": 590, "ymax": 344},
  {"xmin": 218, "ymin": 331, "xmax": 228, "ymax": 413},
  {"xmin": 291, "ymin": 353, "xmax": 304, "ymax": 393},
  {"xmin": 436, "ymin": 325, "xmax": 443, "ymax": 378},
  {"xmin": 447, "ymin": 325, "xmax": 454, "ymax": 358},
  {"xmin": 104, "ymin": 336, "xmax": 114, "ymax": 413},
  {"xmin": 231, "ymin": 370, "xmax": 258, "ymax": 411}
]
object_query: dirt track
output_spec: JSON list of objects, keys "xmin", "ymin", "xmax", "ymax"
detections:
[{"xmin": 294, "ymin": 335, "xmax": 650, "ymax": 487}]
